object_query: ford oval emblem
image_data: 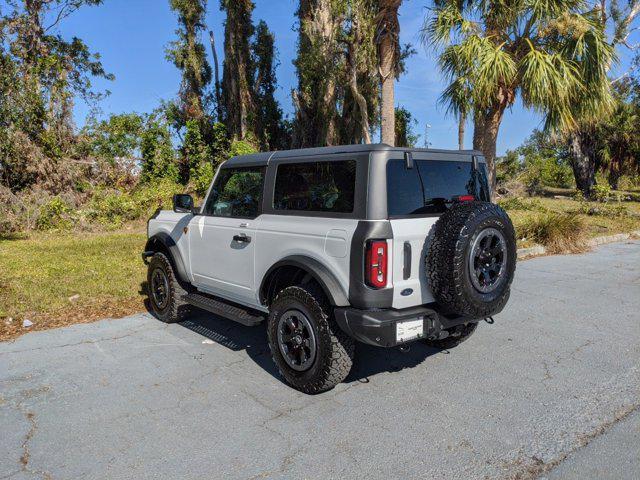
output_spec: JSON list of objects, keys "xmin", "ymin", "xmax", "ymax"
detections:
[{"xmin": 401, "ymin": 288, "xmax": 413, "ymax": 296}]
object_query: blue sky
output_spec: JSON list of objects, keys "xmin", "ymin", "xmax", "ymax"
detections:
[{"xmin": 48, "ymin": 0, "xmax": 637, "ymax": 155}]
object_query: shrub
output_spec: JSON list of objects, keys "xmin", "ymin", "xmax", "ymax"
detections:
[
  {"xmin": 517, "ymin": 213, "xmax": 587, "ymax": 254},
  {"xmin": 229, "ymin": 139, "xmax": 258, "ymax": 157},
  {"xmin": 496, "ymin": 150, "xmax": 522, "ymax": 185},
  {"xmin": 520, "ymin": 155, "xmax": 574, "ymax": 192},
  {"xmin": 592, "ymin": 183, "xmax": 612, "ymax": 203},
  {"xmin": 619, "ymin": 174, "xmax": 640, "ymax": 191},
  {"xmin": 86, "ymin": 179, "xmax": 184, "ymax": 228},
  {"xmin": 0, "ymin": 187, "xmax": 26, "ymax": 236},
  {"xmin": 86, "ymin": 190, "xmax": 139, "ymax": 228},
  {"xmin": 498, "ymin": 197, "xmax": 547, "ymax": 212},
  {"xmin": 36, "ymin": 197, "xmax": 74, "ymax": 231},
  {"xmin": 132, "ymin": 178, "xmax": 184, "ymax": 214},
  {"xmin": 191, "ymin": 161, "xmax": 214, "ymax": 197}
]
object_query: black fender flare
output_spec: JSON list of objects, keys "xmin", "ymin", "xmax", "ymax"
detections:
[
  {"xmin": 143, "ymin": 232, "xmax": 190, "ymax": 285},
  {"xmin": 260, "ymin": 256, "xmax": 350, "ymax": 307}
]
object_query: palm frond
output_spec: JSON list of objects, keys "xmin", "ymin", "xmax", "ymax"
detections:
[{"xmin": 473, "ymin": 39, "xmax": 517, "ymax": 105}]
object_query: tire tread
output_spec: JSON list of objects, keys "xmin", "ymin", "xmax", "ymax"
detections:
[
  {"xmin": 267, "ymin": 284, "xmax": 354, "ymax": 394},
  {"xmin": 147, "ymin": 252, "xmax": 191, "ymax": 323}
]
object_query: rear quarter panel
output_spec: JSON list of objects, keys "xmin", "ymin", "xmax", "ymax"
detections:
[{"xmin": 254, "ymin": 215, "xmax": 359, "ymax": 304}]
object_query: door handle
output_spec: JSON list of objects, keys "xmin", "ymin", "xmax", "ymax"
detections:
[{"xmin": 233, "ymin": 234, "xmax": 251, "ymax": 244}]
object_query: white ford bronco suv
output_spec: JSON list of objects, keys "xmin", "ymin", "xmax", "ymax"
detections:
[{"xmin": 143, "ymin": 144, "xmax": 516, "ymax": 393}]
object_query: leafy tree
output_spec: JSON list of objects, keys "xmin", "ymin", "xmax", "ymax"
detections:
[
  {"xmin": 394, "ymin": 106, "xmax": 419, "ymax": 147},
  {"xmin": 221, "ymin": 0, "xmax": 257, "ymax": 140},
  {"xmin": 252, "ymin": 20, "xmax": 289, "ymax": 149},
  {"xmin": 293, "ymin": 0, "xmax": 347, "ymax": 147},
  {"xmin": 497, "ymin": 130, "xmax": 573, "ymax": 191},
  {"xmin": 599, "ymin": 80, "xmax": 640, "ymax": 189},
  {"xmin": 495, "ymin": 150, "xmax": 522, "ymax": 185},
  {"xmin": 81, "ymin": 113, "xmax": 145, "ymax": 162},
  {"xmin": 183, "ymin": 118, "xmax": 212, "ymax": 180},
  {"xmin": 0, "ymin": 0, "xmax": 112, "ymax": 192},
  {"xmin": 424, "ymin": 0, "xmax": 614, "ymax": 191},
  {"xmin": 292, "ymin": 0, "xmax": 414, "ymax": 147},
  {"xmin": 140, "ymin": 112, "xmax": 180, "ymax": 183},
  {"xmin": 564, "ymin": 1, "xmax": 639, "ymax": 196},
  {"xmin": 342, "ymin": 0, "xmax": 379, "ymax": 145},
  {"xmin": 166, "ymin": 0, "xmax": 212, "ymax": 126}
]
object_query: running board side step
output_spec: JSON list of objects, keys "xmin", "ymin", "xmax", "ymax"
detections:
[{"xmin": 183, "ymin": 292, "xmax": 264, "ymax": 327}]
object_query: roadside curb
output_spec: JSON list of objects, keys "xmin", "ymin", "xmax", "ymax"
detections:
[{"xmin": 517, "ymin": 230, "xmax": 640, "ymax": 260}]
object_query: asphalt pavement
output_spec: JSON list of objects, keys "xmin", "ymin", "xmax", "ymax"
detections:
[{"xmin": 1, "ymin": 240, "xmax": 639, "ymax": 480}]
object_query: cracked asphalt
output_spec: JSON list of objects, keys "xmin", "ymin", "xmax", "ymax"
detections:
[{"xmin": 1, "ymin": 241, "xmax": 639, "ymax": 480}]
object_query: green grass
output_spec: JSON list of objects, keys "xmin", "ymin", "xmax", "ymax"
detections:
[
  {"xmin": 0, "ymin": 232, "xmax": 147, "ymax": 340},
  {"xmin": 504, "ymin": 197, "xmax": 640, "ymax": 248},
  {"xmin": 516, "ymin": 213, "xmax": 587, "ymax": 254}
]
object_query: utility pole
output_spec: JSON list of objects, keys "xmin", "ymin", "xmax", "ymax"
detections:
[{"xmin": 423, "ymin": 123, "xmax": 432, "ymax": 148}]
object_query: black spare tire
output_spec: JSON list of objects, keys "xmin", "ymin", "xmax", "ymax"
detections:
[{"xmin": 426, "ymin": 202, "xmax": 516, "ymax": 318}]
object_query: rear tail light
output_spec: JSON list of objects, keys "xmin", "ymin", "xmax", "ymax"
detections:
[
  {"xmin": 457, "ymin": 194, "xmax": 475, "ymax": 202},
  {"xmin": 365, "ymin": 240, "xmax": 388, "ymax": 289}
]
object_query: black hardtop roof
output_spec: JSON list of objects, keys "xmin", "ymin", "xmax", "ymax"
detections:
[{"xmin": 224, "ymin": 143, "xmax": 483, "ymax": 167}]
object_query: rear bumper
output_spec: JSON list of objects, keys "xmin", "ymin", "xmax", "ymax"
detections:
[{"xmin": 334, "ymin": 305, "xmax": 479, "ymax": 347}]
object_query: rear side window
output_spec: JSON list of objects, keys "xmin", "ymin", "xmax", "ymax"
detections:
[
  {"xmin": 204, "ymin": 167, "xmax": 265, "ymax": 218},
  {"xmin": 386, "ymin": 159, "xmax": 490, "ymax": 217},
  {"xmin": 274, "ymin": 160, "xmax": 356, "ymax": 213}
]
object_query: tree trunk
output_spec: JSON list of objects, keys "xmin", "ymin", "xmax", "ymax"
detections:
[
  {"xmin": 377, "ymin": 0, "xmax": 401, "ymax": 146},
  {"xmin": 458, "ymin": 112, "xmax": 466, "ymax": 150},
  {"xmin": 568, "ymin": 132, "xmax": 597, "ymax": 198},
  {"xmin": 346, "ymin": 16, "xmax": 371, "ymax": 144},
  {"xmin": 380, "ymin": 57, "xmax": 395, "ymax": 145},
  {"xmin": 221, "ymin": 0, "xmax": 256, "ymax": 140},
  {"xmin": 608, "ymin": 170, "xmax": 621, "ymax": 191},
  {"xmin": 473, "ymin": 105, "xmax": 505, "ymax": 192},
  {"xmin": 293, "ymin": 0, "xmax": 342, "ymax": 148},
  {"xmin": 209, "ymin": 31, "xmax": 223, "ymax": 123},
  {"xmin": 607, "ymin": 155, "xmax": 624, "ymax": 191}
]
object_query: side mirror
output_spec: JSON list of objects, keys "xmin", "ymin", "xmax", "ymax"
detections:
[{"xmin": 173, "ymin": 194, "xmax": 195, "ymax": 214}]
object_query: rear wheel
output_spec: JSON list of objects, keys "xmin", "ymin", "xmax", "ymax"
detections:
[
  {"xmin": 267, "ymin": 284, "xmax": 355, "ymax": 394},
  {"xmin": 147, "ymin": 252, "xmax": 191, "ymax": 323}
]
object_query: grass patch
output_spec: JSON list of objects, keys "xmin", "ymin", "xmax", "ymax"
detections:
[
  {"xmin": 503, "ymin": 196, "xmax": 640, "ymax": 248},
  {"xmin": 515, "ymin": 213, "xmax": 587, "ymax": 254},
  {"xmin": 498, "ymin": 197, "xmax": 548, "ymax": 212},
  {"xmin": 0, "ymin": 231, "xmax": 147, "ymax": 341}
]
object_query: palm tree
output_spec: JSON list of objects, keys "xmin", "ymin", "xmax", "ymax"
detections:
[
  {"xmin": 376, "ymin": 0, "xmax": 402, "ymax": 146},
  {"xmin": 600, "ymin": 82, "xmax": 640, "ymax": 190},
  {"xmin": 424, "ymin": 1, "xmax": 614, "ymax": 190},
  {"xmin": 569, "ymin": 0, "xmax": 639, "ymax": 196}
]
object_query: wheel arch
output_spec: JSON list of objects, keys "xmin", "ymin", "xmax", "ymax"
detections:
[
  {"xmin": 260, "ymin": 256, "xmax": 350, "ymax": 308},
  {"xmin": 144, "ymin": 232, "xmax": 190, "ymax": 286}
]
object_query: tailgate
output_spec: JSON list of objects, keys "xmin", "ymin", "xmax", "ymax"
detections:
[{"xmin": 389, "ymin": 217, "xmax": 438, "ymax": 309}]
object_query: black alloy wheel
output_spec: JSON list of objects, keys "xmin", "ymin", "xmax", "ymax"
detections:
[{"xmin": 277, "ymin": 309, "xmax": 318, "ymax": 371}]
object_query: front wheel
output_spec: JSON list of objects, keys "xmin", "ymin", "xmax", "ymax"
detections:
[
  {"xmin": 267, "ymin": 285, "xmax": 355, "ymax": 394},
  {"xmin": 147, "ymin": 252, "xmax": 191, "ymax": 323}
]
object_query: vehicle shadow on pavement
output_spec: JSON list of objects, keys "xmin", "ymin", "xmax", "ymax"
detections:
[
  {"xmin": 178, "ymin": 310, "xmax": 282, "ymax": 378},
  {"xmin": 346, "ymin": 342, "xmax": 441, "ymax": 384},
  {"xmin": 168, "ymin": 307, "xmax": 444, "ymax": 387}
]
